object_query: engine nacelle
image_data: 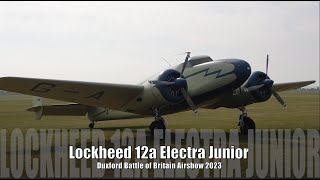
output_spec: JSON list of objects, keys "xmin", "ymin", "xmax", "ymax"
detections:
[
  {"xmin": 223, "ymin": 71, "xmax": 272, "ymax": 108},
  {"xmin": 154, "ymin": 69, "xmax": 186, "ymax": 103},
  {"xmin": 244, "ymin": 71, "xmax": 272, "ymax": 102}
]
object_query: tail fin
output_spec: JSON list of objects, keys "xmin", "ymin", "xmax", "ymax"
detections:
[{"xmin": 30, "ymin": 97, "xmax": 44, "ymax": 120}]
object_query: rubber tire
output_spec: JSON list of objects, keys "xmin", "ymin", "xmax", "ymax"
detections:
[
  {"xmin": 240, "ymin": 124, "xmax": 249, "ymax": 135},
  {"xmin": 149, "ymin": 120, "xmax": 166, "ymax": 136},
  {"xmin": 240, "ymin": 116, "xmax": 255, "ymax": 135},
  {"xmin": 247, "ymin": 117, "xmax": 256, "ymax": 130},
  {"xmin": 89, "ymin": 123, "xmax": 94, "ymax": 129}
]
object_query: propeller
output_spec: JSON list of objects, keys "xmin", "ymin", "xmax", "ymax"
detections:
[
  {"xmin": 149, "ymin": 52, "xmax": 198, "ymax": 114},
  {"xmin": 148, "ymin": 81, "xmax": 175, "ymax": 86},
  {"xmin": 180, "ymin": 52, "xmax": 191, "ymax": 75},
  {"xmin": 245, "ymin": 54, "xmax": 287, "ymax": 107},
  {"xmin": 243, "ymin": 84, "xmax": 265, "ymax": 92},
  {"xmin": 181, "ymin": 88, "xmax": 198, "ymax": 114},
  {"xmin": 266, "ymin": 54, "xmax": 269, "ymax": 75},
  {"xmin": 265, "ymin": 55, "xmax": 286, "ymax": 107},
  {"xmin": 270, "ymin": 88, "xmax": 287, "ymax": 107}
]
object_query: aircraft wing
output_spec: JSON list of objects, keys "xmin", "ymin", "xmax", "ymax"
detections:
[
  {"xmin": 272, "ymin": 80, "xmax": 316, "ymax": 92},
  {"xmin": 0, "ymin": 77, "xmax": 144, "ymax": 110}
]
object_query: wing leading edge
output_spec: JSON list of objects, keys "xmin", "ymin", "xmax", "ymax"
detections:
[{"xmin": 0, "ymin": 77, "xmax": 144, "ymax": 110}]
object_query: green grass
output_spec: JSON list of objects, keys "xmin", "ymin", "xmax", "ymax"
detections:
[
  {"xmin": 0, "ymin": 91, "xmax": 319, "ymax": 178},
  {"xmin": 0, "ymin": 91, "xmax": 319, "ymax": 132}
]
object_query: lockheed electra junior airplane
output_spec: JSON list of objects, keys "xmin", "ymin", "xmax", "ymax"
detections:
[{"xmin": 0, "ymin": 53, "xmax": 316, "ymax": 134}]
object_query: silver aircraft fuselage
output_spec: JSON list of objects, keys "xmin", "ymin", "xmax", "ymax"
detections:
[{"xmin": 88, "ymin": 58, "xmax": 252, "ymax": 121}]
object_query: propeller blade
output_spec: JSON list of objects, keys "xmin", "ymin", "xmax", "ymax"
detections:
[
  {"xmin": 244, "ymin": 79, "xmax": 274, "ymax": 92},
  {"xmin": 244, "ymin": 84, "xmax": 265, "ymax": 92},
  {"xmin": 270, "ymin": 88, "xmax": 287, "ymax": 107},
  {"xmin": 149, "ymin": 80, "xmax": 175, "ymax": 85},
  {"xmin": 266, "ymin": 54, "xmax": 269, "ymax": 76},
  {"xmin": 181, "ymin": 88, "xmax": 198, "ymax": 114},
  {"xmin": 176, "ymin": 52, "xmax": 190, "ymax": 56},
  {"xmin": 180, "ymin": 52, "xmax": 191, "ymax": 76}
]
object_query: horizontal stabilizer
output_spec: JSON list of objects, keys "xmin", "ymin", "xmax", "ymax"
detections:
[{"xmin": 28, "ymin": 97, "xmax": 89, "ymax": 120}]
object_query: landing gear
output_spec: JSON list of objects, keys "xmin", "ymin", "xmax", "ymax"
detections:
[
  {"xmin": 238, "ymin": 107, "xmax": 255, "ymax": 135},
  {"xmin": 89, "ymin": 122, "xmax": 95, "ymax": 129},
  {"xmin": 149, "ymin": 110, "xmax": 166, "ymax": 136}
]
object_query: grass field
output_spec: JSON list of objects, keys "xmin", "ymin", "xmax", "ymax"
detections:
[
  {"xmin": 0, "ymin": 91, "xmax": 319, "ymax": 178},
  {"xmin": 0, "ymin": 91, "xmax": 319, "ymax": 133}
]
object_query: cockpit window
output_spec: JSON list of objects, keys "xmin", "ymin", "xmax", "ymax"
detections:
[{"xmin": 188, "ymin": 55, "xmax": 213, "ymax": 67}]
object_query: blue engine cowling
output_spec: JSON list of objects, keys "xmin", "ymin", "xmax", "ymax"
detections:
[
  {"xmin": 245, "ymin": 71, "xmax": 272, "ymax": 102},
  {"xmin": 155, "ymin": 69, "xmax": 187, "ymax": 103}
]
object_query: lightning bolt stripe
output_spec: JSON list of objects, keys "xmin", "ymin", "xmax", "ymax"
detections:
[{"xmin": 185, "ymin": 68, "xmax": 234, "ymax": 79}]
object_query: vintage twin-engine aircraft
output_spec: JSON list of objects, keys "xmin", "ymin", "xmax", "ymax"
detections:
[{"xmin": 0, "ymin": 53, "xmax": 315, "ymax": 134}]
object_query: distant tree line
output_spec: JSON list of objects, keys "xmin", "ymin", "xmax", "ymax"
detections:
[{"xmin": 296, "ymin": 87, "xmax": 320, "ymax": 91}]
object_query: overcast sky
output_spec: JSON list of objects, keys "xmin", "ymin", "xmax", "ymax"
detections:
[{"xmin": 0, "ymin": 2, "xmax": 319, "ymax": 86}]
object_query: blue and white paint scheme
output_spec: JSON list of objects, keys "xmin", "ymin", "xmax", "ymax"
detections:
[{"xmin": 0, "ymin": 53, "xmax": 316, "ymax": 132}]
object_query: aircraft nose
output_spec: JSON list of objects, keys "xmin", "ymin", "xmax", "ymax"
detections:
[{"xmin": 233, "ymin": 59, "xmax": 251, "ymax": 86}]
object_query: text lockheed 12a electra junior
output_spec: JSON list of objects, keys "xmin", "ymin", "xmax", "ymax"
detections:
[{"xmin": 0, "ymin": 53, "xmax": 315, "ymax": 135}]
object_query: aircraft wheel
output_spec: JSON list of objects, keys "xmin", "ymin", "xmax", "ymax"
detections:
[
  {"xmin": 247, "ymin": 117, "xmax": 256, "ymax": 130},
  {"xmin": 89, "ymin": 122, "xmax": 94, "ymax": 129},
  {"xmin": 240, "ymin": 124, "xmax": 248, "ymax": 135},
  {"xmin": 149, "ymin": 118, "xmax": 166, "ymax": 136},
  {"xmin": 239, "ymin": 116, "xmax": 255, "ymax": 135}
]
